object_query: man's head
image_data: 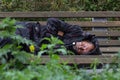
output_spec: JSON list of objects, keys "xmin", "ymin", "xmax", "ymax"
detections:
[
  {"xmin": 73, "ymin": 33, "xmax": 102, "ymax": 55},
  {"xmin": 73, "ymin": 41, "xmax": 95, "ymax": 55}
]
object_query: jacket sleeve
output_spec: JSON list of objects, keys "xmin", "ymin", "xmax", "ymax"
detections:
[
  {"xmin": 0, "ymin": 38, "xmax": 12, "ymax": 48},
  {"xmin": 46, "ymin": 18, "xmax": 83, "ymax": 36}
]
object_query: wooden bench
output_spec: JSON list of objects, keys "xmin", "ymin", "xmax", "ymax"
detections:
[{"xmin": 0, "ymin": 11, "xmax": 120, "ymax": 66}]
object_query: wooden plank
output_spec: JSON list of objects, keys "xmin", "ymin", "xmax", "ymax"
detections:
[
  {"xmin": 100, "ymin": 47, "xmax": 120, "ymax": 53},
  {"xmin": 99, "ymin": 40, "xmax": 120, "ymax": 46},
  {"xmin": 89, "ymin": 31, "xmax": 120, "ymax": 37},
  {"xmin": 1, "ymin": 21, "xmax": 120, "ymax": 28},
  {"xmin": 68, "ymin": 21, "xmax": 120, "ymax": 27},
  {"xmin": 40, "ymin": 55, "xmax": 118, "ymax": 64},
  {"xmin": 0, "ymin": 11, "xmax": 120, "ymax": 18},
  {"xmin": 39, "ymin": 21, "xmax": 120, "ymax": 27}
]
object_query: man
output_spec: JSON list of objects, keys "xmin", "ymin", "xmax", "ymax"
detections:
[
  {"xmin": 1, "ymin": 18, "xmax": 102, "ymax": 55},
  {"xmin": 45, "ymin": 18, "xmax": 101, "ymax": 55}
]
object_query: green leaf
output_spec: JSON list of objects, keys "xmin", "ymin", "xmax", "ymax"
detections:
[
  {"xmin": 0, "ymin": 44, "xmax": 12, "ymax": 56},
  {"xmin": 13, "ymin": 51, "xmax": 32, "ymax": 64},
  {"xmin": 38, "ymin": 50, "xmax": 48, "ymax": 56},
  {"xmin": 40, "ymin": 44, "xmax": 48, "ymax": 51},
  {"xmin": 55, "ymin": 48, "xmax": 67, "ymax": 55}
]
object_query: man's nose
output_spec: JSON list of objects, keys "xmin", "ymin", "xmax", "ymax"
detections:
[
  {"xmin": 82, "ymin": 46, "xmax": 87, "ymax": 50},
  {"xmin": 82, "ymin": 47, "xmax": 86, "ymax": 50}
]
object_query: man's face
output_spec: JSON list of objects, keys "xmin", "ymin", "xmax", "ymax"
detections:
[{"xmin": 73, "ymin": 41, "xmax": 95, "ymax": 55}]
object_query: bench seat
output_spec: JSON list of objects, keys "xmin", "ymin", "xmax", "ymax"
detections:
[{"xmin": 0, "ymin": 11, "xmax": 120, "ymax": 65}]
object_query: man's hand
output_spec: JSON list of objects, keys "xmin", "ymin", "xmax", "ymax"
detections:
[{"xmin": 58, "ymin": 31, "xmax": 64, "ymax": 36}]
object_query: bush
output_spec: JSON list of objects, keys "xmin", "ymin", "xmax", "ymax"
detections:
[{"xmin": 0, "ymin": 0, "xmax": 120, "ymax": 11}]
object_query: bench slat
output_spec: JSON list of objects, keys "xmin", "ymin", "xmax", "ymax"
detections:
[
  {"xmin": 68, "ymin": 21, "xmax": 120, "ymax": 27},
  {"xmin": 100, "ymin": 47, "xmax": 120, "ymax": 53},
  {"xmin": 0, "ymin": 11, "xmax": 120, "ymax": 18},
  {"xmin": 99, "ymin": 40, "xmax": 120, "ymax": 46},
  {"xmin": 40, "ymin": 55, "xmax": 118, "ymax": 64},
  {"xmin": 39, "ymin": 21, "xmax": 120, "ymax": 27},
  {"xmin": 89, "ymin": 31, "xmax": 120, "ymax": 37}
]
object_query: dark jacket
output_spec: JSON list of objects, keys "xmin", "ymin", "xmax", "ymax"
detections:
[{"xmin": 0, "ymin": 18, "xmax": 102, "ymax": 55}]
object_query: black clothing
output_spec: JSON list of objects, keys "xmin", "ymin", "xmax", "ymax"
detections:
[{"xmin": 0, "ymin": 18, "xmax": 102, "ymax": 55}]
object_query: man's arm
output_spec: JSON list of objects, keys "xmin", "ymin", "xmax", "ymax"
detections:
[
  {"xmin": 46, "ymin": 18, "xmax": 83, "ymax": 36},
  {"xmin": 47, "ymin": 18, "xmax": 70, "ymax": 33}
]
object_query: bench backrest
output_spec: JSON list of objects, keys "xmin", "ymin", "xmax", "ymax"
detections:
[{"xmin": 0, "ymin": 11, "xmax": 120, "ymax": 64}]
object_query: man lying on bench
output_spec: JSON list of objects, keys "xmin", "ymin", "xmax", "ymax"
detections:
[{"xmin": 0, "ymin": 18, "xmax": 102, "ymax": 55}]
